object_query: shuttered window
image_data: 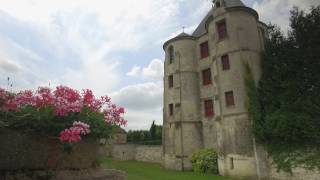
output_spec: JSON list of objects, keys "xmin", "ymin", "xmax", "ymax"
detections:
[
  {"xmin": 202, "ymin": 68, "xmax": 212, "ymax": 85},
  {"xmin": 204, "ymin": 99, "xmax": 214, "ymax": 117},
  {"xmin": 200, "ymin": 41, "xmax": 209, "ymax": 59},
  {"xmin": 225, "ymin": 91, "xmax": 235, "ymax": 106},
  {"xmin": 222, "ymin": 54, "xmax": 230, "ymax": 70},
  {"xmin": 217, "ymin": 20, "xmax": 227, "ymax": 40}
]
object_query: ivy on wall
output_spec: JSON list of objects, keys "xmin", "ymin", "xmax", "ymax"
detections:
[{"xmin": 246, "ymin": 6, "xmax": 320, "ymax": 172}]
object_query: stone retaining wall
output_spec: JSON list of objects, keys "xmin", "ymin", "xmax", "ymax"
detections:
[
  {"xmin": 111, "ymin": 144, "xmax": 163, "ymax": 164},
  {"xmin": 269, "ymin": 163, "xmax": 320, "ymax": 180},
  {"xmin": 135, "ymin": 145, "xmax": 162, "ymax": 163},
  {"xmin": 0, "ymin": 128, "xmax": 99, "ymax": 170}
]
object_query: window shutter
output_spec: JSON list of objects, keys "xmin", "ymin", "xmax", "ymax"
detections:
[
  {"xmin": 222, "ymin": 54, "xmax": 230, "ymax": 70},
  {"xmin": 225, "ymin": 91, "xmax": 235, "ymax": 106},
  {"xmin": 217, "ymin": 20, "xmax": 227, "ymax": 40},
  {"xmin": 202, "ymin": 68, "xmax": 212, "ymax": 85},
  {"xmin": 204, "ymin": 100, "xmax": 214, "ymax": 117},
  {"xmin": 200, "ymin": 41, "xmax": 209, "ymax": 59}
]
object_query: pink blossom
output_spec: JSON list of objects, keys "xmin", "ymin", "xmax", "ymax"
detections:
[
  {"xmin": 59, "ymin": 129, "xmax": 81, "ymax": 142},
  {"xmin": 82, "ymin": 89, "xmax": 94, "ymax": 106},
  {"xmin": 15, "ymin": 90, "xmax": 36, "ymax": 106},
  {"xmin": 103, "ymin": 103, "xmax": 127, "ymax": 126},
  {"xmin": 59, "ymin": 121, "xmax": 90, "ymax": 142},
  {"xmin": 35, "ymin": 87, "xmax": 54, "ymax": 108},
  {"xmin": 71, "ymin": 121, "xmax": 91, "ymax": 135}
]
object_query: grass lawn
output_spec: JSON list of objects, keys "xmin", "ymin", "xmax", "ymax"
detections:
[{"xmin": 101, "ymin": 157, "xmax": 236, "ymax": 180}]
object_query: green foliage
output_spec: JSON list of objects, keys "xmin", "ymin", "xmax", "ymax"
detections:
[
  {"xmin": 0, "ymin": 105, "xmax": 114, "ymax": 139},
  {"xmin": 190, "ymin": 149, "xmax": 218, "ymax": 174},
  {"xmin": 246, "ymin": 6, "xmax": 320, "ymax": 172},
  {"xmin": 149, "ymin": 120, "xmax": 156, "ymax": 140},
  {"xmin": 127, "ymin": 121, "xmax": 162, "ymax": 145}
]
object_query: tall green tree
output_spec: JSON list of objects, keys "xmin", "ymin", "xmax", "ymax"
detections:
[
  {"xmin": 150, "ymin": 120, "xmax": 156, "ymax": 140},
  {"xmin": 248, "ymin": 6, "xmax": 320, "ymax": 172}
]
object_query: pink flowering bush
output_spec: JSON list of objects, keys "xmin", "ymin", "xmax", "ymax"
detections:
[
  {"xmin": 0, "ymin": 86, "xmax": 127, "ymax": 143},
  {"xmin": 60, "ymin": 121, "xmax": 91, "ymax": 142}
]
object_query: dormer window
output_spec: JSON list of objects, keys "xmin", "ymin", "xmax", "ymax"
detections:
[
  {"xmin": 216, "ymin": 1, "xmax": 221, "ymax": 8},
  {"xmin": 168, "ymin": 46, "xmax": 174, "ymax": 64}
]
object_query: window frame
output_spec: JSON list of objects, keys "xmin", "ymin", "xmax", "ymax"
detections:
[
  {"xmin": 202, "ymin": 68, "xmax": 212, "ymax": 86},
  {"xmin": 216, "ymin": 19, "xmax": 227, "ymax": 40},
  {"xmin": 204, "ymin": 99, "xmax": 214, "ymax": 117},
  {"xmin": 225, "ymin": 91, "xmax": 235, "ymax": 107},
  {"xmin": 221, "ymin": 54, "xmax": 230, "ymax": 70},
  {"xmin": 200, "ymin": 41, "xmax": 209, "ymax": 59}
]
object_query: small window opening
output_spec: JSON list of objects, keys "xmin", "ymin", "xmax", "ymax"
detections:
[
  {"xmin": 216, "ymin": 1, "xmax": 221, "ymax": 8},
  {"xmin": 168, "ymin": 75, "xmax": 173, "ymax": 88},
  {"xmin": 230, "ymin": 157, "xmax": 234, "ymax": 169},
  {"xmin": 169, "ymin": 104, "xmax": 174, "ymax": 116},
  {"xmin": 169, "ymin": 46, "xmax": 174, "ymax": 64}
]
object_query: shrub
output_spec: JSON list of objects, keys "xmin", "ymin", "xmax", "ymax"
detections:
[
  {"xmin": 0, "ymin": 86, "xmax": 127, "ymax": 144},
  {"xmin": 190, "ymin": 149, "xmax": 218, "ymax": 174}
]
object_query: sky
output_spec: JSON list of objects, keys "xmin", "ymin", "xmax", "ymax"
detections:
[{"xmin": 0, "ymin": 0, "xmax": 319, "ymax": 130}]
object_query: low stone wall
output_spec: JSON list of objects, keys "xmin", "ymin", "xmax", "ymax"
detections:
[
  {"xmin": 111, "ymin": 144, "xmax": 163, "ymax": 164},
  {"xmin": 111, "ymin": 144, "xmax": 137, "ymax": 161},
  {"xmin": 1, "ymin": 168, "xmax": 127, "ymax": 180},
  {"xmin": 0, "ymin": 128, "xmax": 99, "ymax": 170},
  {"xmin": 254, "ymin": 143, "xmax": 320, "ymax": 180},
  {"xmin": 135, "ymin": 145, "xmax": 162, "ymax": 163},
  {"xmin": 269, "ymin": 163, "xmax": 320, "ymax": 180}
]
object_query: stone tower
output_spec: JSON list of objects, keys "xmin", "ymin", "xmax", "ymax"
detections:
[{"xmin": 162, "ymin": 0, "xmax": 266, "ymax": 178}]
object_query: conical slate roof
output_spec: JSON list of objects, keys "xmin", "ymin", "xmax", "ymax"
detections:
[
  {"xmin": 176, "ymin": 32, "xmax": 191, "ymax": 37},
  {"xmin": 224, "ymin": 0, "xmax": 245, "ymax": 7},
  {"xmin": 192, "ymin": 0, "xmax": 245, "ymax": 37}
]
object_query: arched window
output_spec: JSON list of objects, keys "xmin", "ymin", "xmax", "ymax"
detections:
[{"xmin": 168, "ymin": 46, "xmax": 174, "ymax": 64}]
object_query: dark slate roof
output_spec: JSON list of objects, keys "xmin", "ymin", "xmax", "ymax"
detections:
[
  {"xmin": 192, "ymin": 0, "xmax": 245, "ymax": 37},
  {"xmin": 176, "ymin": 32, "xmax": 192, "ymax": 37},
  {"xmin": 224, "ymin": 0, "xmax": 245, "ymax": 7},
  {"xmin": 192, "ymin": 9, "xmax": 214, "ymax": 37}
]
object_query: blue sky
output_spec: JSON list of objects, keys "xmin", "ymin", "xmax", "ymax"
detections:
[{"xmin": 0, "ymin": 0, "xmax": 319, "ymax": 130}]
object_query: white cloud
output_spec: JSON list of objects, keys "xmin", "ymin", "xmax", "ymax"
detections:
[
  {"xmin": 127, "ymin": 65, "xmax": 141, "ymax": 77},
  {"xmin": 122, "ymin": 109, "xmax": 162, "ymax": 130},
  {"xmin": 110, "ymin": 81, "xmax": 163, "ymax": 130},
  {"xmin": 126, "ymin": 59, "xmax": 164, "ymax": 80},
  {"xmin": 142, "ymin": 59, "xmax": 164, "ymax": 80},
  {"xmin": 253, "ymin": 0, "xmax": 320, "ymax": 31},
  {"xmin": 0, "ymin": 0, "xmax": 182, "ymax": 95},
  {"xmin": 111, "ymin": 82, "xmax": 163, "ymax": 111}
]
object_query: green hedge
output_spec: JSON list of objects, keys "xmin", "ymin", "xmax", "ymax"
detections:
[{"xmin": 190, "ymin": 149, "xmax": 218, "ymax": 174}]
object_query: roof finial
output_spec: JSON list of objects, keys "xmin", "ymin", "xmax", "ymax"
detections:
[{"xmin": 182, "ymin": 26, "xmax": 185, "ymax": 33}]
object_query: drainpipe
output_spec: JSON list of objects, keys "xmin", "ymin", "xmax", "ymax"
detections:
[{"xmin": 177, "ymin": 52, "xmax": 185, "ymax": 171}]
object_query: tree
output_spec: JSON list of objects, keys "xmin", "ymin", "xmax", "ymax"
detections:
[
  {"xmin": 149, "ymin": 120, "xmax": 156, "ymax": 140},
  {"xmin": 248, "ymin": 6, "xmax": 320, "ymax": 172}
]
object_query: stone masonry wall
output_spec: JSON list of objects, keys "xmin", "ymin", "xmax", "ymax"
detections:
[
  {"xmin": 111, "ymin": 144, "xmax": 163, "ymax": 164},
  {"xmin": 0, "ymin": 128, "xmax": 99, "ymax": 170},
  {"xmin": 135, "ymin": 145, "xmax": 162, "ymax": 164}
]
